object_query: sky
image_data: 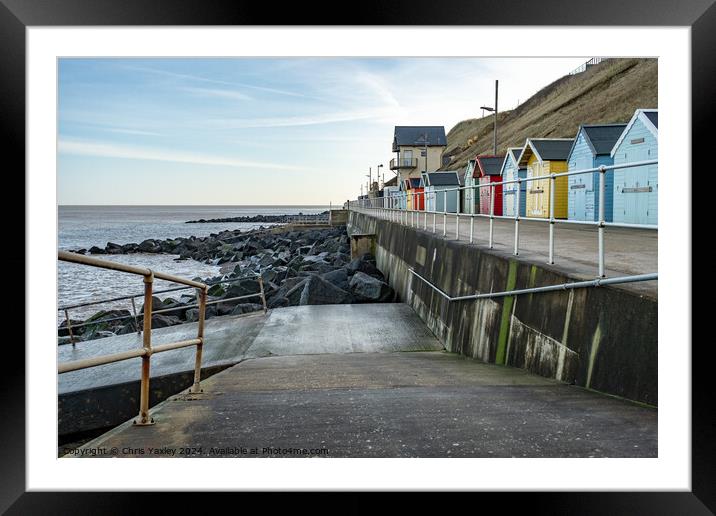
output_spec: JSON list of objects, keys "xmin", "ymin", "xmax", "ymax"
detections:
[{"xmin": 58, "ymin": 57, "xmax": 589, "ymax": 205}]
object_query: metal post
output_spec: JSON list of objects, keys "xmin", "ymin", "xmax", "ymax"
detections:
[
  {"xmin": 130, "ymin": 297, "xmax": 140, "ymax": 335},
  {"xmin": 489, "ymin": 184, "xmax": 495, "ymax": 248},
  {"xmin": 258, "ymin": 276, "xmax": 268, "ymax": 314},
  {"xmin": 432, "ymin": 192, "xmax": 436, "ymax": 233},
  {"xmin": 548, "ymin": 174, "xmax": 555, "ymax": 264},
  {"xmin": 134, "ymin": 272, "xmax": 155, "ymax": 426},
  {"xmin": 598, "ymin": 165, "xmax": 606, "ymax": 277},
  {"xmin": 190, "ymin": 286, "xmax": 207, "ymax": 394},
  {"xmin": 64, "ymin": 309, "xmax": 76, "ymax": 346},
  {"xmin": 514, "ymin": 179, "xmax": 521, "ymax": 255},
  {"xmin": 443, "ymin": 190, "xmax": 447, "ymax": 237},
  {"xmin": 456, "ymin": 189, "xmax": 460, "ymax": 240},
  {"xmin": 470, "ymin": 214, "xmax": 474, "ymax": 244},
  {"xmin": 493, "ymin": 79, "xmax": 499, "ymax": 155}
]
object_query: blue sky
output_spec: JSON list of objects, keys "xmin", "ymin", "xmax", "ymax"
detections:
[{"xmin": 58, "ymin": 57, "xmax": 588, "ymax": 205}]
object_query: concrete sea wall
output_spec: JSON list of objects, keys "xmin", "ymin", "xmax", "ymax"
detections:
[{"xmin": 348, "ymin": 211, "xmax": 657, "ymax": 405}]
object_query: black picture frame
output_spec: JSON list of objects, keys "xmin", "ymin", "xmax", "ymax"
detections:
[{"xmin": 3, "ymin": 0, "xmax": 709, "ymax": 512}]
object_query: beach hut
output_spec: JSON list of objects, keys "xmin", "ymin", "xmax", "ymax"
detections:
[
  {"xmin": 519, "ymin": 138, "xmax": 574, "ymax": 219},
  {"xmin": 501, "ymin": 147, "xmax": 527, "ymax": 217},
  {"xmin": 566, "ymin": 124, "xmax": 626, "ymax": 222},
  {"xmin": 463, "ymin": 159, "xmax": 479, "ymax": 214},
  {"xmin": 610, "ymin": 109, "xmax": 658, "ymax": 225},
  {"xmin": 403, "ymin": 178, "xmax": 424, "ymax": 211},
  {"xmin": 476, "ymin": 155, "xmax": 505, "ymax": 216},
  {"xmin": 383, "ymin": 185, "xmax": 400, "ymax": 209},
  {"xmin": 422, "ymin": 171, "xmax": 460, "ymax": 213}
]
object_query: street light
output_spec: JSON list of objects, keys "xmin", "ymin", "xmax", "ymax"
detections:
[
  {"xmin": 377, "ymin": 163, "xmax": 383, "ymax": 188},
  {"xmin": 480, "ymin": 79, "xmax": 499, "ymax": 155}
]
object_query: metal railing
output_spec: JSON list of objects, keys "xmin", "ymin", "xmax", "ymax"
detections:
[
  {"xmin": 58, "ymin": 272, "xmax": 268, "ymax": 345},
  {"xmin": 569, "ymin": 57, "xmax": 606, "ymax": 75},
  {"xmin": 408, "ymin": 267, "xmax": 657, "ymax": 302},
  {"xmin": 57, "ymin": 250, "xmax": 213, "ymax": 427},
  {"xmin": 389, "ymin": 157, "xmax": 418, "ymax": 170},
  {"xmin": 349, "ymin": 159, "xmax": 658, "ymax": 279}
]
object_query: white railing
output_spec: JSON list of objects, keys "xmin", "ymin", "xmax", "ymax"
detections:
[{"xmin": 349, "ymin": 159, "xmax": 657, "ymax": 279}]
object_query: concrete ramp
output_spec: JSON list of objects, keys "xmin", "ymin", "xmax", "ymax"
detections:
[
  {"xmin": 246, "ymin": 304, "xmax": 443, "ymax": 357},
  {"xmin": 59, "ymin": 303, "xmax": 442, "ymax": 436}
]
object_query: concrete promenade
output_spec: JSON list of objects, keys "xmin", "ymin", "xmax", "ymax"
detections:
[
  {"xmin": 81, "ymin": 351, "xmax": 657, "ymax": 458},
  {"xmin": 353, "ymin": 207, "xmax": 658, "ymax": 298},
  {"xmin": 76, "ymin": 303, "xmax": 657, "ymax": 458}
]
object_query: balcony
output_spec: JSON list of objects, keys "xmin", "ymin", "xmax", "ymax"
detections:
[{"xmin": 390, "ymin": 157, "xmax": 418, "ymax": 170}]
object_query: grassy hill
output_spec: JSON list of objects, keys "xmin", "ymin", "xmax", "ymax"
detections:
[{"xmin": 443, "ymin": 58, "xmax": 657, "ymax": 170}]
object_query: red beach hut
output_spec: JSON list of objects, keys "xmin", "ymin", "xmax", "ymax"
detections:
[{"xmin": 476, "ymin": 155, "xmax": 505, "ymax": 216}]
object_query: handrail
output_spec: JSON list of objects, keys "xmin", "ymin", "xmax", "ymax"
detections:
[
  {"xmin": 350, "ymin": 159, "xmax": 658, "ymax": 279},
  {"xmin": 408, "ymin": 267, "xmax": 657, "ymax": 302},
  {"xmin": 57, "ymin": 250, "xmax": 209, "ymax": 426}
]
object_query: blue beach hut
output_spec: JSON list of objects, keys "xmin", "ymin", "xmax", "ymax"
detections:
[
  {"xmin": 422, "ymin": 171, "xmax": 460, "ymax": 213},
  {"xmin": 501, "ymin": 147, "xmax": 526, "ymax": 217},
  {"xmin": 610, "ymin": 109, "xmax": 658, "ymax": 225},
  {"xmin": 566, "ymin": 124, "xmax": 626, "ymax": 222}
]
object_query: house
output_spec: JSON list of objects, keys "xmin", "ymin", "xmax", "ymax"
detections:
[
  {"xmin": 566, "ymin": 124, "xmax": 626, "ymax": 222},
  {"xmin": 610, "ymin": 109, "xmax": 658, "ymax": 225},
  {"xmin": 476, "ymin": 155, "xmax": 505, "ymax": 216},
  {"xmin": 463, "ymin": 159, "xmax": 479, "ymax": 214},
  {"xmin": 390, "ymin": 126, "xmax": 447, "ymax": 188},
  {"xmin": 422, "ymin": 171, "xmax": 460, "ymax": 213},
  {"xmin": 403, "ymin": 177, "xmax": 424, "ymax": 211},
  {"xmin": 501, "ymin": 147, "xmax": 527, "ymax": 217},
  {"xmin": 519, "ymin": 138, "xmax": 575, "ymax": 219}
]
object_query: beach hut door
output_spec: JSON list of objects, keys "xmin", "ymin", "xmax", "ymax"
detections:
[{"xmin": 624, "ymin": 146, "xmax": 650, "ymax": 224}]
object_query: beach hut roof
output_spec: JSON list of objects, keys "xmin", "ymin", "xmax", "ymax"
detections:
[
  {"xmin": 424, "ymin": 171, "xmax": 460, "ymax": 186},
  {"xmin": 475, "ymin": 155, "xmax": 505, "ymax": 177},
  {"xmin": 568, "ymin": 124, "xmax": 628, "ymax": 158},
  {"xmin": 500, "ymin": 147, "xmax": 524, "ymax": 175},
  {"xmin": 610, "ymin": 109, "xmax": 658, "ymax": 158},
  {"xmin": 518, "ymin": 138, "xmax": 574, "ymax": 166}
]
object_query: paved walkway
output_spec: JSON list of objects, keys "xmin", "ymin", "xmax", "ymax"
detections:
[
  {"xmin": 80, "ymin": 351, "xmax": 657, "ymax": 458},
  {"xmin": 353, "ymin": 208, "xmax": 658, "ymax": 298}
]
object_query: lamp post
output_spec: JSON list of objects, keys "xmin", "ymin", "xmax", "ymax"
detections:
[
  {"xmin": 480, "ymin": 79, "xmax": 499, "ymax": 155},
  {"xmin": 377, "ymin": 163, "xmax": 383, "ymax": 189}
]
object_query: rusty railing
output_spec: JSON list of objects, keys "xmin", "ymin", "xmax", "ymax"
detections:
[{"xmin": 57, "ymin": 250, "xmax": 209, "ymax": 426}]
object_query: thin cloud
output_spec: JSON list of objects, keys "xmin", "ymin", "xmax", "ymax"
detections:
[
  {"xmin": 182, "ymin": 86, "xmax": 253, "ymax": 101},
  {"xmin": 124, "ymin": 65, "xmax": 308, "ymax": 99},
  {"xmin": 59, "ymin": 138, "xmax": 309, "ymax": 171},
  {"xmin": 207, "ymin": 106, "xmax": 399, "ymax": 129},
  {"xmin": 103, "ymin": 128, "xmax": 162, "ymax": 136}
]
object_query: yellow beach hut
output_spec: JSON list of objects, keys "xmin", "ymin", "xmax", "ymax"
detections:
[{"xmin": 518, "ymin": 138, "xmax": 574, "ymax": 219}]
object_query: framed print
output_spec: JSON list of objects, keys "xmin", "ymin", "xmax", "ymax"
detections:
[{"xmin": 3, "ymin": 0, "xmax": 711, "ymax": 512}]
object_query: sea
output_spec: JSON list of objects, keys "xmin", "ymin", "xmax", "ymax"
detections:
[{"xmin": 58, "ymin": 205, "xmax": 331, "ymax": 323}]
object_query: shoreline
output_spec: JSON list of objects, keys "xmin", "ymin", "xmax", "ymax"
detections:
[{"xmin": 59, "ymin": 222, "xmax": 396, "ymax": 344}]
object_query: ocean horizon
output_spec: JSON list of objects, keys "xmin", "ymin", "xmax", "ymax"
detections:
[{"xmin": 58, "ymin": 204, "xmax": 332, "ymax": 321}]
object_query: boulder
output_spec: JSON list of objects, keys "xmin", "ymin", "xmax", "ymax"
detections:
[
  {"xmin": 321, "ymin": 268, "xmax": 350, "ymax": 291},
  {"xmin": 207, "ymin": 283, "xmax": 225, "ymax": 297},
  {"xmin": 230, "ymin": 303, "xmax": 264, "ymax": 316},
  {"xmin": 284, "ymin": 279, "xmax": 309, "ymax": 306},
  {"xmin": 88, "ymin": 246, "xmax": 106, "ymax": 254},
  {"xmin": 299, "ymin": 275, "xmax": 352, "ymax": 305},
  {"xmin": 267, "ymin": 296, "xmax": 289, "ymax": 309},
  {"xmin": 151, "ymin": 314, "xmax": 182, "ymax": 328},
  {"xmin": 349, "ymin": 271, "xmax": 395, "ymax": 302},
  {"xmin": 140, "ymin": 295, "xmax": 163, "ymax": 314},
  {"xmin": 105, "ymin": 242, "xmax": 123, "ymax": 254},
  {"xmin": 346, "ymin": 255, "xmax": 383, "ymax": 279},
  {"xmin": 224, "ymin": 279, "xmax": 261, "ymax": 299}
]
